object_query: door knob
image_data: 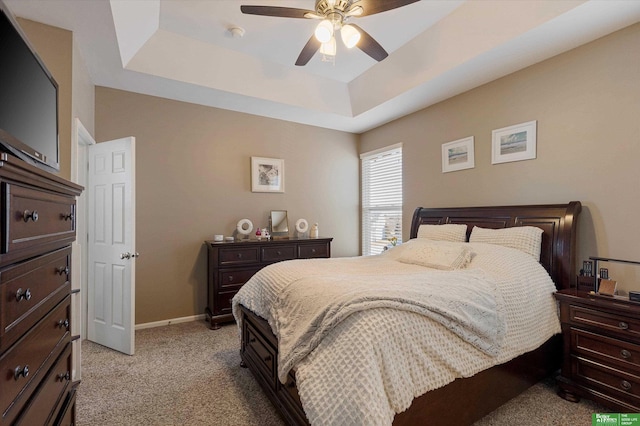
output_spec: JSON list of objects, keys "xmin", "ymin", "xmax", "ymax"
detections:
[{"xmin": 120, "ymin": 252, "xmax": 140, "ymax": 260}]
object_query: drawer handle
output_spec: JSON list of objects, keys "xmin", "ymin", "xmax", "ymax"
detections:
[
  {"xmin": 227, "ymin": 275, "xmax": 234, "ymax": 282},
  {"xmin": 58, "ymin": 319, "xmax": 70, "ymax": 330},
  {"xmin": 237, "ymin": 253, "xmax": 243, "ymax": 259},
  {"xmin": 311, "ymin": 249, "xmax": 316, "ymax": 254},
  {"xmin": 621, "ymin": 349, "xmax": 632, "ymax": 359},
  {"xmin": 263, "ymin": 355, "xmax": 272, "ymax": 362},
  {"xmin": 57, "ymin": 371, "xmax": 71, "ymax": 382},
  {"xmin": 250, "ymin": 337, "xmax": 256, "ymax": 343},
  {"xmin": 57, "ymin": 266, "xmax": 70, "ymax": 276},
  {"xmin": 16, "ymin": 288, "xmax": 32, "ymax": 302},
  {"xmin": 621, "ymin": 380, "xmax": 632, "ymax": 391},
  {"xmin": 22, "ymin": 209, "xmax": 39, "ymax": 222},
  {"xmin": 61, "ymin": 213, "xmax": 74, "ymax": 221},
  {"xmin": 277, "ymin": 251, "xmax": 282, "ymax": 256},
  {"xmin": 619, "ymin": 322, "xmax": 630, "ymax": 330},
  {"xmin": 287, "ymin": 381, "xmax": 296, "ymax": 389},
  {"xmin": 14, "ymin": 365, "xmax": 29, "ymax": 380}
]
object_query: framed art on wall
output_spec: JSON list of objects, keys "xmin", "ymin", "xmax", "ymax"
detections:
[
  {"xmin": 442, "ymin": 136, "xmax": 474, "ymax": 173},
  {"xmin": 491, "ymin": 120, "xmax": 537, "ymax": 164},
  {"xmin": 251, "ymin": 156, "xmax": 285, "ymax": 193}
]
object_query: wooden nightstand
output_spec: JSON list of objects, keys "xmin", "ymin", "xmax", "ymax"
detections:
[{"xmin": 554, "ymin": 288, "xmax": 640, "ymax": 412}]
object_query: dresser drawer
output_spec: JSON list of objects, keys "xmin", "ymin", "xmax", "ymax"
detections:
[
  {"xmin": 572, "ymin": 327, "xmax": 640, "ymax": 372},
  {"xmin": 1, "ymin": 248, "xmax": 71, "ymax": 352},
  {"xmin": 572, "ymin": 355, "xmax": 640, "ymax": 406},
  {"xmin": 245, "ymin": 321, "xmax": 276, "ymax": 388},
  {"xmin": 218, "ymin": 247, "xmax": 259, "ymax": 265},
  {"xmin": 218, "ymin": 268, "xmax": 261, "ymax": 290},
  {"xmin": 2, "ymin": 183, "xmax": 76, "ymax": 257},
  {"xmin": 0, "ymin": 297, "xmax": 71, "ymax": 421},
  {"xmin": 569, "ymin": 305, "xmax": 640, "ymax": 340},
  {"xmin": 298, "ymin": 243, "xmax": 329, "ymax": 259},
  {"xmin": 54, "ymin": 386, "xmax": 76, "ymax": 426},
  {"xmin": 214, "ymin": 290, "xmax": 237, "ymax": 316},
  {"xmin": 14, "ymin": 342, "xmax": 72, "ymax": 426},
  {"xmin": 262, "ymin": 245, "xmax": 295, "ymax": 262}
]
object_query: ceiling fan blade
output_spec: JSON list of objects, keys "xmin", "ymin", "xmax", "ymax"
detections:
[
  {"xmin": 240, "ymin": 5, "xmax": 316, "ymax": 19},
  {"xmin": 350, "ymin": 24, "xmax": 388, "ymax": 62},
  {"xmin": 350, "ymin": 0, "xmax": 420, "ymax": 16},
  {"xmin": 295, "ymin": 35, "xmax": 321, "ymax": 66}
]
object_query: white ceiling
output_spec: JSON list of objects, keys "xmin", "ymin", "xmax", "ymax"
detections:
[{"xmin": 6, "ymin": 0, "xmax": 640, "ymax": 133}]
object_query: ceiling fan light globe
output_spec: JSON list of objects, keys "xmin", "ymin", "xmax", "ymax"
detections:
[
  {"xmin": 315, "ymin": 20, "xmax": 334, "ymax": 43},
  {"xmin": 341, "ymin": 24, "xmax": 361, "ymax": 48},
  {"xmin": 320, "ymin": 36, "xmax": 337, "ymax": 56}
]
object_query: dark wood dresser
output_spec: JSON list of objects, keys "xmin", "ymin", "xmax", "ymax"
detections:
[
  {"xmin": 205, "ymin": 237, "xmax": 332, "ymax": 329},
  {"xmin": 555, "ymin": 288, "xmax": 640, "ymax": 412},
  {"xmin": 0, "ymin": 154, "xmax": 82, "ymax": 425}
]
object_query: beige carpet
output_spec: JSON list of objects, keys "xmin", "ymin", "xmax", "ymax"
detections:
[{"xmin": 77, "ymin": 321, "xmax": 606, "ymax": 426}]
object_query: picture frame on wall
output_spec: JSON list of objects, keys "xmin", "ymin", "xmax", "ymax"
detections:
[
  {"xmin": 251, "ymin": 156, "xmax": 285, "ymax": 193},
  {"xmin": 491, "ymin": 120, "xmax": 537, "ymax": 164},
  {"xmin": 441, "ymin": 136, "xmax": 475, "ymax": 173}
]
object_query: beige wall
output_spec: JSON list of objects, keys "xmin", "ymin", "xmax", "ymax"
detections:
[
  {"xmin": 95, "ymin": 88, "xmax": 359, "ymax": 324},
  {"xmin": 361, "ymin": 23, "xmax": 640, "ymax": 294},
  {"xmin": 72, "ymin": 42, "xmax": 95, "ymax": 136},
  {"xmin": 18, "ymin": 18, "xmax": 73, "ymax": 180}
]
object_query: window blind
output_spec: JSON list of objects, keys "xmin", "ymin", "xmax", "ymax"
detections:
[{"xmin": 360, "ymin": 144, "xmax": 402, "ymax": 256}]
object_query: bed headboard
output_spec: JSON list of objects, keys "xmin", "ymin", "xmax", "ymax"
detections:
[{"xmin": 409, "ymin": 202, "xmax": 582, "ymax": 290}]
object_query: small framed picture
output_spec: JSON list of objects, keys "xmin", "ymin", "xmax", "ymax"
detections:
[
  {"xmin": 442, "ymin": 136, "xmax": 474, "ymax": 173},
  {"xmin": 251, "ymin": 157, "xmax": 284, "ymax": 193},
  {"xmin": 491, "ymin": 120, "xmax": 537, "ymax": 164},
  {"xmin": 599, "ymin": 268, "xmax": 609, "ymax": 279},
  {"xmin": 582, "ymin": 260, "xmax": 593, "ymax": 277}
]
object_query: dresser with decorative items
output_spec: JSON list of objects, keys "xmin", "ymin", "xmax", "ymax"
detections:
[
  {"xmin": 555, "ymin": 288, "xmax": 640, "ymax": 412},
  {"xmin": 205, "ymin": 237, "xmax": 332, "ymax": 329},
  {"xmin": 0, "ymin": 154, "xmax": 82, "ymax": 425}
]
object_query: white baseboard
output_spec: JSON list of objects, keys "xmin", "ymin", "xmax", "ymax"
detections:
[{"xmin": 135, "ymin": 314, "xmax": 206, "ymax": 331}]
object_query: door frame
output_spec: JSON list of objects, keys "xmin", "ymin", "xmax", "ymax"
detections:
[{"xmin": 71, "ymin": 118, "xmax": 95, "ymax": 380}]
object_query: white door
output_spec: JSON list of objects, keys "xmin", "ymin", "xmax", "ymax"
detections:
[{"xmin": 87, "ymin": 137, "xmax": 136, "ymax": 355}]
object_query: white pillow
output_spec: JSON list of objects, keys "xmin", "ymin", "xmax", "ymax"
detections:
[
  {"xmin": 396, "ymin": 240, "xmax": 472, "ymax": 270},
  {"xmin": 417, "ymin": 224, "xmax": 467, "ymax": 242},
  {"xmin": 469, "ymin": 226, "xmax": 543, "ymax": 260}
]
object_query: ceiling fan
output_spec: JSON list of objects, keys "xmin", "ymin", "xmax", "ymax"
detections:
[{"xmin": 240, "ymin": 0, "xmax": 420, "ymax": 66}]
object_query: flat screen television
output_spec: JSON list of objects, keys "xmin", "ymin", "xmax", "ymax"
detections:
[{"xmin": 0, "ymin": 0, "xmax": 60, "ymax": 173}]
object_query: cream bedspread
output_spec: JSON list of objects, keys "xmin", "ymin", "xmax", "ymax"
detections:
[{"xmin": 232, "ymin": 242, "xmax": 561, "ymax": 426}]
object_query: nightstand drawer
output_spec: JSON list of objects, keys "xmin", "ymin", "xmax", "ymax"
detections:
[
  {"xmin": 573, "ymin": 356, "xmax": 640, "ymax": 404},
  {"xmin": 570, "ymin": 305, "xmax": 640, "ymax": 339},
  {"xmin": 572, "ymin": 328, "xmax": 640, "ymax": 371},
  {"xmin": 262, "ymin": 245, "xmax": 296, "ymax": 262}
]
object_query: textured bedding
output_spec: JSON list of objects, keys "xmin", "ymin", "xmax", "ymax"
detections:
[{"xmin": 232, "ymin": 241, "xmax": 561, "ymax": 426}]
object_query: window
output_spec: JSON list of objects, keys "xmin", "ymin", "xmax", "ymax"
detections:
[{"xmin": 360, "ymin": 143, "xmax": 402, "ymax": 256}]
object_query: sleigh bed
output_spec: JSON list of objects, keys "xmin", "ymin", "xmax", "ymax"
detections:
[{"xmin": 234, "ymin": 202, "xmax": 582, "ymax": 426}]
